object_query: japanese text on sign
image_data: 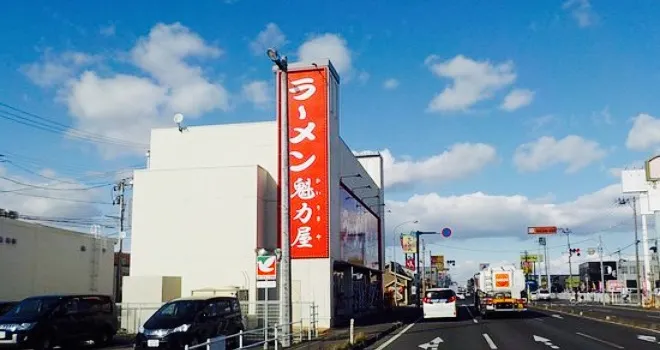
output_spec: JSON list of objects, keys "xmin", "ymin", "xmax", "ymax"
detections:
[{"xmin": 285, "ymin": 68, "xmax": 330, "ymax": 258}]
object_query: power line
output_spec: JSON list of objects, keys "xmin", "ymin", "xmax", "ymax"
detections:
[{"xmin": 0, "ymin": 102, "xmax": 148, "ymax": 149}]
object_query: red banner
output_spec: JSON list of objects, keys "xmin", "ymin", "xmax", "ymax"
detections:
[{"xmin": 281, "ymin": 67, "xmax": 330, "ymax": 258}]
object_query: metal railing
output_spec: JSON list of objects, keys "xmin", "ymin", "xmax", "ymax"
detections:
[
  {"xmin": 184, "ymin": 320, "xmax": 310, "ymax": 349},
  {"xmin": 116, "ymin": 301, "xmax": 318, "ymax": 335}
]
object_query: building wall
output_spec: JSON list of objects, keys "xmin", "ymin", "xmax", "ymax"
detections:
[
  {"xmin": 148, "ymin": 122, "xmax": 278, "ymax": 176},
  {"xmin": 0, "ymin": 217, "xmax": 115, "ymax": 301},
  {"xmin": 129, "ymin": 165, "xmax": 273, "ymax": 304}
]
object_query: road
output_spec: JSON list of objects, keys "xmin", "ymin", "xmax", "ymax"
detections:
[
  {"xmin": 369, "ymin": 300, "xmax": 660, "ymax": 349},
  {"xmin": 546, "ymin": 300, "xmax": 660, "ymax": 323}
]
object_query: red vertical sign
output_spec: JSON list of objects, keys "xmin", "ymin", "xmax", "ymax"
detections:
[{"xmin": 280, "ymin": 67, "xmax": 330, "ymax": 259}]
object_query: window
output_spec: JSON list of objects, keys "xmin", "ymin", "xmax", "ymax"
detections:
[
  {"xmin": 215, "ymin": 300, "xmax": 232, "ymax": 315},
  {"xmin": 426, "ymin": 290, "xmax": 455, "ymax": 299},
  {"xmin": 231, "ymin": 299, "xmax": 241, "ymax": 313}
]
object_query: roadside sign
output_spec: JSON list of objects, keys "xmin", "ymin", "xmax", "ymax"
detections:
[
  {"xmin": 528, "ymin": 226, "xmax": 557, "ymax": 234},
  {"xmin": 256, "ymin": 255, "xmax": 277, "ymax": 281},
  {"xmin": 441, "ymin": 227, "xmax": 452, "ymax": 238},
  {"xmin": 520, "ymin": 254, "xmax": 543, "ymax": 262}
]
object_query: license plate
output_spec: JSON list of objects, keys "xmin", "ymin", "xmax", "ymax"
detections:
[
  {"xmin": 147, "ymin": 339, "xmax": 160, "ymax": 347},
  {"xmin": 0, "ymin": 331, "xmax": 5, "ymax": 338}
]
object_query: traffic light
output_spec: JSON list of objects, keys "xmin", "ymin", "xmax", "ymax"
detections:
[
  {"xmin": 651, "ymin": 246, "xmax": 658, "ymax": 253},
  {"xmin": 447, "ymin": 260, "xmax": 456, "ymax": 266},
  {"xmin": 569, "ymin": 248, "xmax": 581, "ymax": 256}
]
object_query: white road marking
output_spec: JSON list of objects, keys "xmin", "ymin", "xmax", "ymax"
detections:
[
  {"xmin": 462, "ymin": 305, "xmax": 479, "ymax": 323},
  {"xmin": 482, "ymin": 333, "xmax": 498, "ymax": 349},
  {"xmin": 552, "ymin": 314, "xmax": 563, "ymax": 319},
  {"xmin": 647, "ymin": 315, "xmax": 660, "ymax": 319},
  {"xmin": 576, "ymin": 332, "xmax": 624, "ymax": 349},
  {"xmin": 374, "ymin": 319, "xmax": 420, "ymax": 350}
]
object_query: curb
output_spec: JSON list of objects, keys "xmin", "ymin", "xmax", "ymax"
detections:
[
  {"xmin": 349, "ymin": 322, "xmax": 404, "ymax": 350},
  {"xmin": 529, "ymin": 305, "xmax": 660, "ymax": 335}
]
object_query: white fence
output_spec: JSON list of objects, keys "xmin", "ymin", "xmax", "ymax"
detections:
[{"xmin": 117, "ymin": 301, "xmax": 318, "ymax": 336}]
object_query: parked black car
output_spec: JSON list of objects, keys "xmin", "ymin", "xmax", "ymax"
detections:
[
  {"xmin": 0, "ymin": 294, "xmax": 118, "ymax": 349},
  {"xmin": 135, "ymin": 296, "xmax": 246, "ymax": 349},
  {"xmin": 0, "ymin": 303, "xmax": 17, "ymax": 317}
]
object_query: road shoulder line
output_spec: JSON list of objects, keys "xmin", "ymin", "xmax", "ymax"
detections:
[{"xmin": 373, "ymin": 317, "xmax": 421, "ymax": 350}]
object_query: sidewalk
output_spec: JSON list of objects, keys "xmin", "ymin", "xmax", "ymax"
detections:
[{"xmin": 289, "ymin": 306, "xmax": 419, "ymax": 350}]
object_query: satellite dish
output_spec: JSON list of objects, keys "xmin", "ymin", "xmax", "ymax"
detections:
[{"xmin": 173, "ymin": 113, "xmax": 184, "ymax": 124}]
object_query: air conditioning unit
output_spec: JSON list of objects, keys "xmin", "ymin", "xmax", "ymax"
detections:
[{"xmin": 7, "ymin": 211, "xmax": 18, "ymax": 220}]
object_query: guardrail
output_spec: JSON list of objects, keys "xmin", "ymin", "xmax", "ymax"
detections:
[{"xmin": 184, "ymin": 320, "xmax": 309, "ymax": 349}]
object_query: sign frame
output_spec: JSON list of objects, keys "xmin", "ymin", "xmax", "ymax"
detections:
[{"xmin": 527, "ymin": 226, "xmax": 558, "ymax": 235}]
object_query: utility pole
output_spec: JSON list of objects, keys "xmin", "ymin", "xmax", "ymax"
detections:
[
  {"xmin": 618, "ymin": 196, "xmax": 642, "ymax": 306},
  {"xmin": 599, "ymin": 235, "xmax": 605, "ymax": 305},
  {"xmin": 560, "ymin": 228, "xmax": 574, "ymax": 291},
  {"xmin": 421, "ymin": 239, "xmax": 427, "ymax": 297},
  {"xmin": 113, "ymin": 178, "xmax": 131, "ymax": 302}
]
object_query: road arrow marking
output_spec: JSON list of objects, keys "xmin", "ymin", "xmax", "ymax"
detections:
[
  {"xmin": 638, "ymin": 335, "xmax": 659, "ymax": 343},
  {"xmin": 552, "ymin": 314, "xmax": 563, "ymax": 319},
  {"xmin": 534, "ymin": 335, "xmax": 559, "ymax": 349},
  {"xmin": 418, "ymin": 337, "xmax": 443, "ymax": 349}
]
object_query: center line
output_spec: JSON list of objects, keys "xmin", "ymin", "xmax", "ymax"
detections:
[
  {"xmin": 463, "ymin": 305, "xmax": 479, "ymax": 323},
  {"xmin": 575, "ymin": 332, "xmax": 624, "ymax": 349},
  {"xmin": 482, "ymin": 333, "xmax": 498, "ymax": 349}
]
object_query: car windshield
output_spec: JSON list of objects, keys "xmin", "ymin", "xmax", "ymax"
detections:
[
  {"xmin": 5, "ymin": 297, "xmax": 60, "ymax": 318},
  {"xmin": 426, "ymin": 290, "xmax": 454, "ymax": 299},
  {"xmin": 152, "ymin": 300, "xmax": 202, "ymax": 321},
  {"xmin": 539, "ymin": 289, "xmax": 549, "ymax": 294}
]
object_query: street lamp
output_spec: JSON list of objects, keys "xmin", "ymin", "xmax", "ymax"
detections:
[
  {"xmin": 391, "ymin": 220, "xmax": 419, "ymax": 263},
  {"xmin": 267, "ymin": 47, "xmax": 292, "ymax": 346}
]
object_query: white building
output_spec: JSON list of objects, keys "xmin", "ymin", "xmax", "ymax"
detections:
[
  {"xmin": 124, "ymin": 60, "xmax": 385, "ymax": 328},
  {"xmin": 0, "ymin": 214, "xmax": 115, "ymax": 301}
]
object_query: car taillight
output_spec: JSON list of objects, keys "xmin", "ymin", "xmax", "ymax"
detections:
[
  {"xmin": 423, "ymin": 297, "xmax": 432, "ymax": 304},
  {"xmin": 448, "ymin": 296, "xmax": 457, "ymax": 303},
  {"xmin": 484, "ymin": 298, "xmax": 493, "ymax": 304}
]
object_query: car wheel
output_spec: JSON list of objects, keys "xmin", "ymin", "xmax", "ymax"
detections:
[
  {"xmin": 34, "ymin": 335, "xmax": 54, "ymax": 350},
  {"xmin": 94, "ymin": 329, "xmax": 114, "ymax": 347}
]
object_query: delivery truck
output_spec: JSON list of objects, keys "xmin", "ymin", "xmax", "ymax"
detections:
[{"xmin": 474, "ymin": 264, "xmax": 527, "ymax": 318}]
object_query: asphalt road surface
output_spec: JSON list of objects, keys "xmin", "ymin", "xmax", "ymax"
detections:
[
  {"xmin": 547, "ymin": 300, "xmax": 660, "ymax": 323},
  {"xmin": 369, "ymin": 300, "xmax": 660, "ymax": 349}
]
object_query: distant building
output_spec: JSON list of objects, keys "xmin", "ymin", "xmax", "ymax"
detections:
[
  {"xmin": 0, "ymin": 213, "xmax": 115, "ymax": 301},
  {"xmin": 578, "ymin": 261, "xmax": 619, "ymax": 290}
]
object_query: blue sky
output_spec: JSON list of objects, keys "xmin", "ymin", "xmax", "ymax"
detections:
[{"xmin": 2, "ymin": 0, "xmax": 660, "ymax": 282}]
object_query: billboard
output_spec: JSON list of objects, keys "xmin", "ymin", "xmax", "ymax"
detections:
[
  {"xmin": 528, "ymin": 226, "xmax": 558, "ymax": 234},
  {"xmin": 520, "ymin": 254, "xmax": 543, "ymax": 262},
  {"xmin": 281, "ymin": 66, "xmax": 332, "ymax": 259},
  {"xmin": 431, "ymin": 255, "xmax": 445, "ymax": 270},
  {"xmin": 339, "ymin": 186, "xmax": 379, "ymax": 269},
  {"xmin": 400, "ymin": 233, "xmax": 417, "ymax": 254}
]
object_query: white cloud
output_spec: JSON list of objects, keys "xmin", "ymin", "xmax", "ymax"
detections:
[
  {"xmin": 357, "ymin": 71, "xmax": 370, "ymax": 84},
  {"xmin": 383, "ymin": 78, "xmax": 399, "ymax": 90},
  {"xmin": 356, "ymin": 143, "xmax": 498, "ymax": 188},
  {"xmin": 21, "ymin": 50, "xmax": 99, "ymax": 87},
  {"xmin": 249, "ymin": 23, "xmax": 287, "ymax": 56},
  {"xmin": 563, "ymin": 0, "xmax": 597, "ymax": 28},
  {"xmin": 386, "ymin": 184, "xmax": 627, "ymax": 242},
  {"xmin": 501, "ymin": 88, "xmax": 535, "ymax": 111},
  {"xmin": 100, "ymin": 24, "xmax": 116, "ymax": 37},
  {"xmin": 425, "ymin": 55, "xmax": 517, "ymax": 112},
  {"xmin": 297, "ymin": 34, "xmax": 352, "ymax": 76},
  {"xmin": 0, "ymin": 165, "xmax": 106, "ymax": 219},
  {"xmin": 626, "ymin": 113, "xmax": 660, "ymax": 151},
  {"xmin": 24, "ymin": 22, "xmax": 231, "ymax": 158},
  {"xmin": 241, "ymin": 80, "xmax": 271, "ymax": 108},
  {"xmin": 513, "ymin": 135, "xmax": 607, "ymax": 173}
]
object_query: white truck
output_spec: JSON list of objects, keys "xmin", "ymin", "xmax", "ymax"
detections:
[{"xmin": 474, "ymin": 264, "xmax": 527, "ymax": 318}]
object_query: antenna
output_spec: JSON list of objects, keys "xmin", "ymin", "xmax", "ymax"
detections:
[{"xmin": 173, "ymin": 113, "xmax": 187, "ymax": 133}]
